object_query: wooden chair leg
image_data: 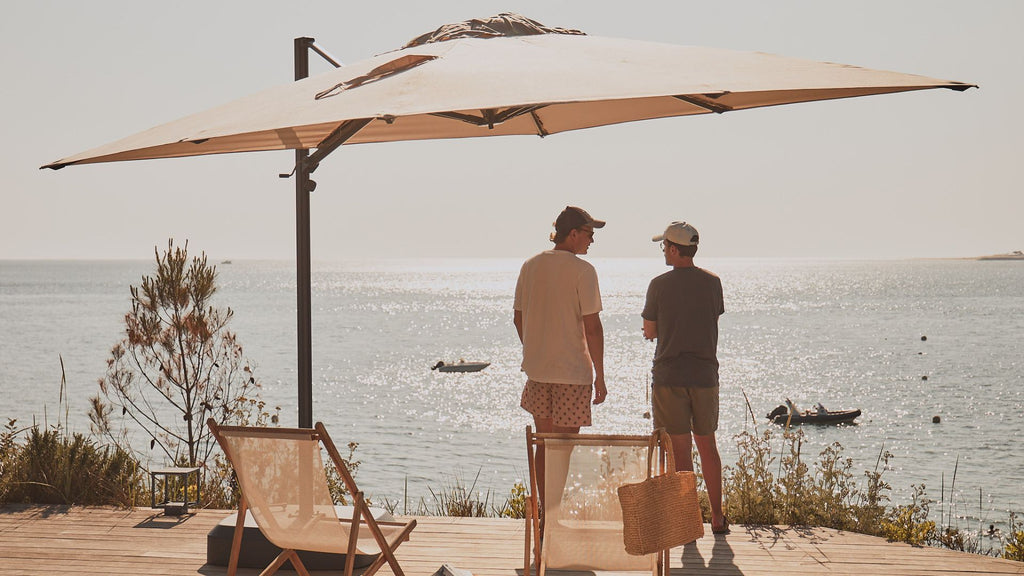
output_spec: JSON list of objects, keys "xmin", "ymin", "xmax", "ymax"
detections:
[
  {"xmin": 287, "ymin": 551, "xmax": 312, "ymax": 576},
  {"xmin": 258, "ymin": 549, "xmax": 294, "ymax": 576},
  {"xmin": 227, "ymin": 498, "xmax": 249, "ymax": 576},
  {"xmin": 361, "ymin": 519, "xmax": 416, "ymax": 576},
  {"xmin": 344, "ymin": 495, "xmax": 363, "ymax": 576},
  {"xmin": 524, "ymin": 501, "xmax": 532, "ymax": 576}
]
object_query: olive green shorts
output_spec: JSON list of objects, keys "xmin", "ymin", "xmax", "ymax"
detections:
[{"xmin": 652, "ymin": 385, "xmax": 719, "ymax": 436}]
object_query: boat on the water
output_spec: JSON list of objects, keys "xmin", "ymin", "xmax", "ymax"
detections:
[
  {"xmin": 431, "ymin": 360, "xmax": 490, "ymax": 373},
  {"xmin": 767, "ymin": 401, "xmax": 861, "ymax": 425}
]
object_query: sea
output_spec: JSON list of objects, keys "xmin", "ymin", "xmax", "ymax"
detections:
[{"xmin": 1, "ymin": 257, "xmax": 1022, "ymax": 533}]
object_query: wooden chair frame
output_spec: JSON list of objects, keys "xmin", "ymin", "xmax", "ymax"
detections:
[
  {"xmin": 524, "ymin": 426, "xmax": 666, "ymax": 576},
  {"xmin": 209, "ymin": 419, "xmax": 416, "ymax": 576}
]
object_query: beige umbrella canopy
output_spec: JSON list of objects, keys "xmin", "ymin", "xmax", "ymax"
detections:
[
  {"xmin": 42, "ymin": 13, "xmax": 973, "ymax": 170},
  {"xmin": 41, "ymin": 14, "xmax": 974, "ymax": 426}
]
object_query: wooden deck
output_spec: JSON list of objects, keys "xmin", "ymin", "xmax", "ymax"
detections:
[{"xmin": 1, "ymin": 505, "xmax": 1021, "ymax": 576}]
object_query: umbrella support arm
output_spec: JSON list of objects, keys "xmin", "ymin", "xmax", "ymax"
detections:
[
  {"xmin": 293, "ymin": 37, "xmax": 343, "ymax": 429},
  {"xmin": 307, "ymin": 119, "xmax": 373, "ymax": 167}
]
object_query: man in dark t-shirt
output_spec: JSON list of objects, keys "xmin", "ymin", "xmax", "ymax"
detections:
[{"xmin": 641, "ymin": 221, "xmax": 729, "ymax": 534}]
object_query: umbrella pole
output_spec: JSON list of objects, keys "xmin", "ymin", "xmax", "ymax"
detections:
[
  {"xmin": 292, "ymin": 37, "xmax": 345, "ymax": 429},
  {"xmin": 295, "ymin": 37, "xmax": 314, "ymax": 429}
]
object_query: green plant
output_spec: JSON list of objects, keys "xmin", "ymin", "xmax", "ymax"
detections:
[
  {"xmin": 721, "ymin": 427, "xmax": 900, "ymax": 534},
  {"xmin": 0, "ymin": 419, "xmax": 22, "ymax": 501},
  {"xmin": 775, "ymin": 430, "xmax": 814, "ymax": 525},
  {"xmin": 881, "ymin": 484, "xmax": 936, "ymax": 546},
  {"xmin": 496, "ymin": 481, "xmax": 527, "ymax": 519},
  {"xmin": 325, "ymin": 441, "xmax": 362, "ymax": 506},
  {"xmin": 935, "ymin": 526, "xmax": 969, "ymax": 551},
  {"xmin": 852, "ymin": 446, "xmax": 892, "ymax": 534},
  {"xmin": 427, "ymin": 470, "xmax": 492, "ymax": 517},
  {"xmin": 4, "ymin": 425, "xmax": 146, "ymax": 507},
  {"xmin": 807, "ymin": 441, "xmax": 855, "ymax": 529},
  {"xmin": 724, "ymin": 430, "xmax": 777, "ymax": 525},
  {"xmin": 1004, "ymin": 513, "xmax": 1024, "ymax": 562}
]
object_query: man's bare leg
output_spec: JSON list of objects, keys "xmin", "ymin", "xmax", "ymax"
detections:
[
  {"xmin": 670, "ymin": 432, "xmax": 725, "ymax": 531},
  {"xmin": 694, "ymin": 433, "xmax": 725, "ymax": 530},
  {"xmin": 533, "ymin": 416, "xmax": 580, "ymax": 513},
  {"xmin": 669, "ymin": 432, "xmax": 695, "ymax": 472}
]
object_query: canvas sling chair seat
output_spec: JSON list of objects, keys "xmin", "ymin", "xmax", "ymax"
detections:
[
  {"xmin": 525, "ymin": 427, "xmax": 667, "ymax": 576},
  {"xmin": 209, "ymin": 419, "xmax": 417, "ymax": 576}
]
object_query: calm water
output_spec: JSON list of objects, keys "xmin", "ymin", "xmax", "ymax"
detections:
[{"xmin": 1, "ymin": 258, "xmax": 1022, "ymax": 529}]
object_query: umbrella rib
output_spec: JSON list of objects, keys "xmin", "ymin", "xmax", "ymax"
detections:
[
  {"xmin": 430, "ymin": 105, "xmax": 545, "ymax": 129},
  {"xmin": 674, "ymin": 94, "xmax": 733, "ymax": 114},
  {"xmin": 493, "ymin": 105, "xmax": 543, "ymax": 123},
  {"xmin": 431, "ymin": 111, "xmax": 490, "ymax": 126},
  {"xmin": 529, "ymin": 110, "xmax": 549, "ymax": 137}
]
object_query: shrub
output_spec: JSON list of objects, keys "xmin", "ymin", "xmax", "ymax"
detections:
[
  {"xmin": 724, "ymin": 430, "xmax": 777, "ymax": 524},
  {"xmin": 720, "ymin": 428, "xmax": 902, "ymax": 535},
  {"xmin": 496, "ymin": 481, "xmax": 527, "ymax": 519},
  {"xmin": 0, "ymin": 419, "xmax": 21, "ymax": 502},
  {"xmin": 427, "ymin": 470, "xmax": 492, "ymax": 517},
  {"xmin": 1005, "ymin": 514, "xmax": 1024, "ymax": 562},
  {"xmin": 2, "ymin": 423, "xmax": 146, "ymax": 507},
  {"xmin": 881, "ymin": 484, "xmax": 936, "ymax": 546},
  {"xmin": 91, "ymin": 240, "xmax": 263, "ymax": 469}
]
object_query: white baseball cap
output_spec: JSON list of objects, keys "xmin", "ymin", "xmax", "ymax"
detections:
[{"xmin": 652, "ymin": 221, "xmax": 699, "ymax": 246}]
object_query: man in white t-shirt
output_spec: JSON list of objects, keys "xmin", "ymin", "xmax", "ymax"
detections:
[{"xmin": 514, "ymin": 206, "xmax": 607, "ymax": 435}]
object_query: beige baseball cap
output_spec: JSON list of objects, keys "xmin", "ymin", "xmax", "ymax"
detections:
[{"xmin": 652, "ymin": 221, "xmax": 699, "ymax": 245}]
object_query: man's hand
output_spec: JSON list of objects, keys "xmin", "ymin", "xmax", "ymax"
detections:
[
  {"xmin": 642, "ymin": 319, "xmax": 658, "ymax": 341},
  {"xmin": 593, "ymin": 377, "xmax": 607, "ymax": 405}
]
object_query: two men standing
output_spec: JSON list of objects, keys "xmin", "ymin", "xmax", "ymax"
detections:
[{"xmin": 514, "ymin": 208, "xmax": 728, "ymax": 535}]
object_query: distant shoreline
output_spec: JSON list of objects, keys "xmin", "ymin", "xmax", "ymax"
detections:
[{"xmin": 977, "ymin": 250, "xmax": 1024, "ymax": 261}]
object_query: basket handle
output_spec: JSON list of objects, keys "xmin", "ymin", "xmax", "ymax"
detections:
[{"xmin": 647, "ymin": 427, "xmax": 676, "ymax": 478}]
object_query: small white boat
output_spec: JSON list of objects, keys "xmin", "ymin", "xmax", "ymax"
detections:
[{"xmin": 431, "ymin": 360, "xmax": 490, "ymax": 373}]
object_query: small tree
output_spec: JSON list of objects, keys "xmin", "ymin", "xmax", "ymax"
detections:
[{"xmin": 91, "ymin": 240, "xmax": 261, "ymax": 468}]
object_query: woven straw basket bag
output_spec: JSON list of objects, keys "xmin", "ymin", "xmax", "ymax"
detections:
[{"xmin": 618, "ymin": 428, "xmax": 705, "ymax": 555}]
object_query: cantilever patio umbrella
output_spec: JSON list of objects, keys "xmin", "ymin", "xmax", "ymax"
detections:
[{"xmin": 42, "ymin": 14, "xmax": 975, "ymax": 427}]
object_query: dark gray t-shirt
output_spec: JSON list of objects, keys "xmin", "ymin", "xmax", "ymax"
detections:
[{"xmin": 642, "ymin": 266, "xmax": 724, "ymax": 387}]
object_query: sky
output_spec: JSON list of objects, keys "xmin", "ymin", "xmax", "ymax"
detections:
[{"xmin": 2, "ymin": 1, "xmax": 1021, "ymax": 260}]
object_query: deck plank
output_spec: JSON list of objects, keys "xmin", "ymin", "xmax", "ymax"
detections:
[{"xmin": 0, "ymin": 505, "xmax": 1021, "ymax": 576}]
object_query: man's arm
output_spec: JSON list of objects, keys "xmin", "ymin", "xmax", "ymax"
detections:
[
  {"xmin": 513, "ymin": 309, "xmax": 524, "ymax": 344},
  {"xmin": 642, "ymin": 318, "xmax": 657, "ymax": 341},
  {"xmin": 582, "ymin": 312, "xmax": 607, "ymax": 404}
]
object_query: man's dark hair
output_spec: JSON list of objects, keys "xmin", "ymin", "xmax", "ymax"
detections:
[
  {"xmin": 551, "ymin": 227, "xmax": 585, "ymax": 244},
  {"xmin": 667, "ymin": 240, "xmax": 698, "ymax": 257}
]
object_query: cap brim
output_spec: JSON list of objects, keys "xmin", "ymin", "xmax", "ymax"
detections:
[
  {"xmin": 591, "ymin": 220, "xmax": 606, "ymax": 229},
  {"xmin": 651, "ymin": 234, "xmax": 664, "ymax": 242}
]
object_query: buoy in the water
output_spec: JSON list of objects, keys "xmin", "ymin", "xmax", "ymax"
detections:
[
  {"xmin": 921, "ymin": 335, "xmax": 928, "ymax": 341},
  {"xmin": 922, "ymin": 375, "xmax": 928, "ymax": 381},
  {"xmin": 932, "ymin": 415, "xmax": 941, "ymax": 423}
]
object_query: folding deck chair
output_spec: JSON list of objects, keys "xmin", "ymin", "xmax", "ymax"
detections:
[
  {"xmin": 208, "ymin": 419, "xmax": 417, "ymax": 576},
  {"xmin": 525, "ymin": 427, "xmax": 667, "ymax": 576}
]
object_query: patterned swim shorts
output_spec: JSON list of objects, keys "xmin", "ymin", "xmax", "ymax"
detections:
[{"xmin": 520, "ymin": 379, "xmax": 592, "ymax": 428}]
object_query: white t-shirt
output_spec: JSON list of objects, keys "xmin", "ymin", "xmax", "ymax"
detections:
[{"xmin": 514, "ymin": 250, "xmax": 602, "ymax": 385}]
